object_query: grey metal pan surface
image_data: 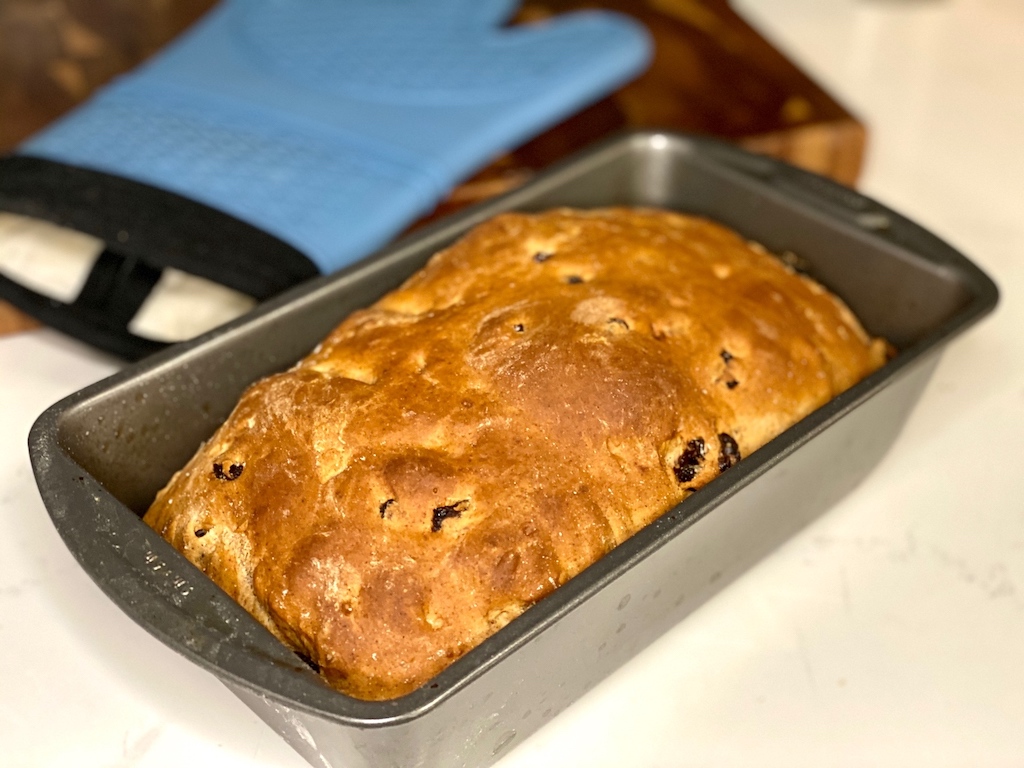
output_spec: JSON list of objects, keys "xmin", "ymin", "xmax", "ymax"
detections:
[{"xmin": 29, "ymin": 131, "xmax": 998, "ymax": 768}]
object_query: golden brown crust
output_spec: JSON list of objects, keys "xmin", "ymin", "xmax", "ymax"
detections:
[{"xmin": 143, "ymin": 208, "xmax": 887, "ymax": 700}]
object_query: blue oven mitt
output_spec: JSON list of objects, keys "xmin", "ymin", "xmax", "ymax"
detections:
[{"xmin": 18, "ymin": 0, "xmax": 651, "ymax": 275}]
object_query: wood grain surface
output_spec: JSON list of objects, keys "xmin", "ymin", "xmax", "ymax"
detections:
[{"xmin": 0, "ymin": 0, "xmax": 867, "ymax": 339}]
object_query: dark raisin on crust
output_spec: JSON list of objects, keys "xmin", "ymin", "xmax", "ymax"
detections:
[
  {"xmin": 565, "ymin": 275, "xmax": 584, "ymax": 284},
  {"xmin": 194, "ymin": 528, "xmax": 208, "ymax": 538},
  {"xmin": 379, "ymin": 498, "xmax": 395, "ymax": 519},
  {"xmin": 673, "ymin": 438, "xmax": 706, "ymax": 483},
  {"xmin": 212, "ymin": 462, "xmax": 244, "ymax": 481},
  {"xmin": 717, "ymin": 433, "xmax": 741, "ymax": 473},
  {"xmin": 533, "ymin": 251, "xmax": 553, "ymax": 263},
  {"xmin": 726, "ymin": 379, "xmax": 739, "ymax": 390},
  {"xmin": 431, "ymin": 500, "xmax": 468, "ymax": 532},
  {"xmin": 513, "ymin": 323, "xmax": 525, "ymax": 333}
]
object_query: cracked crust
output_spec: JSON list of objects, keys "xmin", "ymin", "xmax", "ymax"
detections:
[{"xmin": 143, "ymin": 208, "xmax": 887, "ymax": 700}]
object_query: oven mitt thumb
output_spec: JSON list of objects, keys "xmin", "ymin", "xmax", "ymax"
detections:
[{"xmin": 15, "ymin": 0, "xmax": 651, "ymax": 277}]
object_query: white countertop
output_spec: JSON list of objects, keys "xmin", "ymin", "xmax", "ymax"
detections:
[{"xmin": 2, "ymin": 1, "xmax": 1022, "ymax": 765}]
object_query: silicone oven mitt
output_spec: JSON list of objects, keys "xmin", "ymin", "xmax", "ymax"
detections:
[{"xmin": 0, "ymin": 0, "xmax": 651, "ymax": 358}]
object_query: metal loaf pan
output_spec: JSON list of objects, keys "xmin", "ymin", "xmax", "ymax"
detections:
[{"xmin": 29, "ymin": 132, "xmax": 998, "ymax": 768}]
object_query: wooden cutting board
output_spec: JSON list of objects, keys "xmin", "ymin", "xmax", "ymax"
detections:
[{"xmin": 0, "ymin": 0, "xmax": 866, "ymax": 338}]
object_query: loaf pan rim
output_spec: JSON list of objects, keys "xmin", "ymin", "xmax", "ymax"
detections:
[{"xmin": 29, "ymin": 130, "xmax": 999, "ymax": 728}]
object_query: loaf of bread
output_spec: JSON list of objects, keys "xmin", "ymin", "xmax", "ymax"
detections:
[{"xmin": 144, "ymin": 208, "xmax": 887, "ymax": 700}]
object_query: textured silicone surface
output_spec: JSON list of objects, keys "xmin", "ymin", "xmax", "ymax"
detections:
[{"xmin": 20, "ymin": 0, "xmax": 651, "ymax": 274}]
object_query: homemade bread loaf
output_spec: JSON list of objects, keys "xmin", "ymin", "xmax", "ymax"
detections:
[{"xmin": 143, "ymin": 208, "xmax": 887, "ymax": 700}]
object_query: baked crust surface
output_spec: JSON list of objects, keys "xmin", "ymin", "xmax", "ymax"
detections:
[{"xmin": 144, "ymin": 208, "xmax": 887, "ymax": 699}]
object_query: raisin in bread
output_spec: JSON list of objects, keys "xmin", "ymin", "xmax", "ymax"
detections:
[{"xmin": 144, "ymin": 208, "xmax": 887, "ymax": 700}]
